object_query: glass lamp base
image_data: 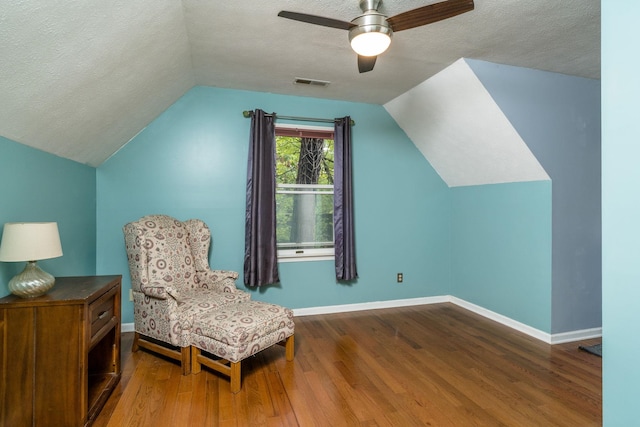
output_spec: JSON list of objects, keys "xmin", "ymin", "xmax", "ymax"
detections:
[{"xmin": 8, "ymin": 261, "xmax": 56, "ymax": 298}]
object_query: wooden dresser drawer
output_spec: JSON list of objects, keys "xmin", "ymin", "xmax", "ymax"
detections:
[
  {"xmin": 0, "ymin": 276, "xmax": 122, "ymax": 427},
  {"xmin": 89, "ymin": 287, "xmax": 117, "ymax": 340}
]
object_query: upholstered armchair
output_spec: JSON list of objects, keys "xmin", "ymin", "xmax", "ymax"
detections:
[{"xmin": 123, "ymin": 214, "xmax": 250, "ymax": 374}]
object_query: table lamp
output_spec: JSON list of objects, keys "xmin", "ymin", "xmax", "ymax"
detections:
[{"xmin": 0, "ymin": 222, "xmax": 63, "ymax": 298}]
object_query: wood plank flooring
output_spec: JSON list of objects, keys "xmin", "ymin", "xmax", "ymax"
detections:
[{"xmin": 93, "ymin": 303, "xmax": 601, "ymax": 426}]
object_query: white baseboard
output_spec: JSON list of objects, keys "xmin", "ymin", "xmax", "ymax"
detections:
[
  {"xmin": 293, "ymin": 295, "xmax": 601, "ymax": 345},
  {"xmin": 121, "ymin": 296, "xmax": 601, "ymax": 345},
  {"xmin": 447, "ymin": 297, "xmax": 602, "ymax": 344},
  {"xmin": 549, "ymin": 327, "xmax": 602, "ymax": 344},
  {"xmin": 448, "ymin": 296, "xmax": 553, "ymax": 343},
  {"xmin": 293, "ymin": 296, "xmax": 450, "ymax": 317}
]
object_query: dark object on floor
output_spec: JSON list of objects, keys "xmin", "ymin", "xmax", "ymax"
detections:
[{"xmin": 579, "ymin": 343, "xmax": 602, "ymax": 357}]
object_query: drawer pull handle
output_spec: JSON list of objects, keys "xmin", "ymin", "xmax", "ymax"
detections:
[{"xmin": 97, "ymin": 311, "xmax": 109, "ymax": 320}]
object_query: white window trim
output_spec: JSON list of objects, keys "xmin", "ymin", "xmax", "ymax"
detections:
[
  {"xmin": 275, "ymin": 123, "xmax": 335, "ymax": 262},
  {"xmin": 278, "ymin": 248, "xmax": 334, "ymax": 263},
  {"xmin": 275, "ymin": 123, "xmax": 334, "ymax": 133}
]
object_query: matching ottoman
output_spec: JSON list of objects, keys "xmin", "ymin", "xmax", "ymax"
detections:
[{"xmin": 190, "ymin": 300, "xmax": 295, "ymax": 392}]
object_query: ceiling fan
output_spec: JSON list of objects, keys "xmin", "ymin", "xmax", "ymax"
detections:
[{"xmin": 278, "ymin": 0, "xmax": 474, "ymax": 73}]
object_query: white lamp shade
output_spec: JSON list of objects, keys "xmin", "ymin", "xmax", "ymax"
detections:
[
  {"xmin": 0, "ymin": 222, "xmax": 63, "ymax": 262},
  {"xmin": 350, "ymin": 31, "xmax": 391, "ymax": 56}
]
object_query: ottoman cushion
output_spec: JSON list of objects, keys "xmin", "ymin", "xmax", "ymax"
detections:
[{"xmin": 191, "ymin": 300, "xmax": 294, "ymax": 363}]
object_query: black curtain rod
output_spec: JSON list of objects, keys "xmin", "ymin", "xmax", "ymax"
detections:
[{"xmin": 242, "ymin": 110, "xmax": 355, "ymax": 126}]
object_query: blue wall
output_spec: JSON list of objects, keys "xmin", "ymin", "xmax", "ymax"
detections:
[
  {"xmin": 1, "ymin": 69, "xmax": 600, "ymax": 342},
  {"xmin": 0, "ymin": 136, "xmax": 97, "ymax": 296},
  {"xmin": 451, "ymin": 181, "xmax": 552, "ymax": 332},
  {"xmin": 602, "ymin": 2, "xmax": 640, "ymax": 425},
  {"xmin": 467, "ymin": 59, "xmax": 602, "ymax": 334},
  {"xmin": 96, "ymin": 86, "xmax": 451, "ymax": 323}
]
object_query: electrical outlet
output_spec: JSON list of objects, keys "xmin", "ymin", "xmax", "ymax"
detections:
[
  {"xmin": 129, "ymin": 289, "xmax": 133, "ymax": 301},
  {"xmin": 397, "ymin": 273, "xmax": 403, "ymax": 283}
]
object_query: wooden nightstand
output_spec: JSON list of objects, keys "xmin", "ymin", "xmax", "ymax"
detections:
[{"xmin": 0, "ymin": 275, "xmax": 122, "ymax": 427}]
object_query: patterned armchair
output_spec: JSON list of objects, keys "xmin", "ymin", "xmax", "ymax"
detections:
[{"xmin": 123, "ymin": 214, "xmax": 250, "ymax": 374}]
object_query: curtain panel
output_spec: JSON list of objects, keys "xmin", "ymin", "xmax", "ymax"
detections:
[
  {"xmin": 334, "ymin": 117, "xmax": 358, "ymax": 281},
  {"xmin": 244, "ymin": 109, "xmax": 280, "ymax": 286}
]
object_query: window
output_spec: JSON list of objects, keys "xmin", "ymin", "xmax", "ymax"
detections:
[{"xmin": 275, "ymin": 124, "xmax": 334, "ymax": 261}]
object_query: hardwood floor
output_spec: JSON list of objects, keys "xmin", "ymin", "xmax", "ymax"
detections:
[{"xmin": 93, "ymin": 303, "xmax": 601, "ymax": 426}]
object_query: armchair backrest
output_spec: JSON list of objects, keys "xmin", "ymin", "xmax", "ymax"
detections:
[
  {"xmin": 124, "ymin": 215, "xmax": 208, "ymax": 293},
  {"xmin": 184, "ymin": 219, "xmax": 212, "ymax": 273}
]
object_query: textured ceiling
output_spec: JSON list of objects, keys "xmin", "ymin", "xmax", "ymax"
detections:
[
  {"xmin": 0, "ymin": 0, "xmax": 600, "ymax": 166},
  {"xmin": 385, "ymin": 59, "xmax": 550, "ymax": 187}
]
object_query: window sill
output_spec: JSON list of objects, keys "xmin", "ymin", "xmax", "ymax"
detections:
[{"xmin": 277, "ymin": 254, "xmax": 334, "ymax": 263}]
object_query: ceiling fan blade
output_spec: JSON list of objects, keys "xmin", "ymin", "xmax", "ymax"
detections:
[
  {"xmin": 387, "ymin": 0, "xmax": 474, "ymax": 32},
  {"xmin": 358, "ymin": 55, "xmax": 377, "ymax": 73},
  {"xmin": 277, "ymin": 11, "xmax": 355, "ymax": 31}
]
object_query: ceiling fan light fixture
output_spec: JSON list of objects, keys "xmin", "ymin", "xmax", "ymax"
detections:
[
  {"xmin": 349, "ymin": 12, "xmax": 392, "ymax": 57},
  {"xmin": 278, "ymin": 0, "xmax": 476, "ymax": 73},
  {"xmin": 350, "ymin": 30, "xmax": 391, "ymax": 56}
]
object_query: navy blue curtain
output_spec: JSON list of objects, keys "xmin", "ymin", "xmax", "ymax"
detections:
[
  {"xmin": 334, "ymin": 117, "xmax": 358, "ymax": 281},
  {"xmin": 244, "ymin": 109, "xmax": 280, "ymax": 286}
]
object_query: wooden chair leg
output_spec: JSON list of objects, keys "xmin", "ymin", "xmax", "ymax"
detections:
[
  {"xmin": 132, "ymin": 332, "xmax": 140, "ymax": 352},
  {"xmin": 191, "ymin": 346, "xmax": 202, "ymax": 374},
  {"xmin": 285, "ymin": 335, "xmax": 295, "ymax": 361},
  {"xmin": 230, "ymin": 361, "xmax": 241, "ymax": 393},
  {"xmin": 132, "ymin": 332, "xmax": 192, "ymax": 375},
  {"xmin": 181, "ymin": 346, "xmax": 192, "ymax": 375}
]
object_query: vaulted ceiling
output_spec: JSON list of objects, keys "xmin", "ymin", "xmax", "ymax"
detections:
[
  {"xmin": 0, "ymin": 0, "xmax": 600, "ymax": 167},
  {"xmin": 385, "ymin": 59, "xmax": 551, "ymax": 187}
]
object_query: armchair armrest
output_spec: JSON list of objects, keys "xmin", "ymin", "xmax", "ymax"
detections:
[
  {"xmin": 139, "ymin": 282, "xmax": 181, "ymax": 301},
  {"xmin": 197, "ymin": 269, "xmax": 241, "ymax": 293},
  {"xmin": 209, "ymin": 269, "xmax": 239, "ymax": 280}
]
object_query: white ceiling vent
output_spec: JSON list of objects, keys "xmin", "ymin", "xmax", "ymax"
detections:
[{"xmin": 294, "ymin": 77, "xmax": 330, "ymax": 87}]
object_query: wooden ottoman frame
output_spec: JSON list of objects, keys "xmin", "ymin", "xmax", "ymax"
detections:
[
  {"xmin": 191, "ymin": 335, "xmax": 294, "ymax": 393},
  {"xmin": 190, "ymin": 301, "xmax": 295, "ymax": 393}
]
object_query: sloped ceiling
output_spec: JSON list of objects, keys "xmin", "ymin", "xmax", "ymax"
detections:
[
  {"xmin": 385, "ymin": 59, "xmax": 550, "ymax": 187},
  {"xmin": 0, "ymin": 1, "xmax": 195, "ymax": 167},
  {"xmin": 0, "ymin": 1, "xmax": 599, "ymax": 166}
]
